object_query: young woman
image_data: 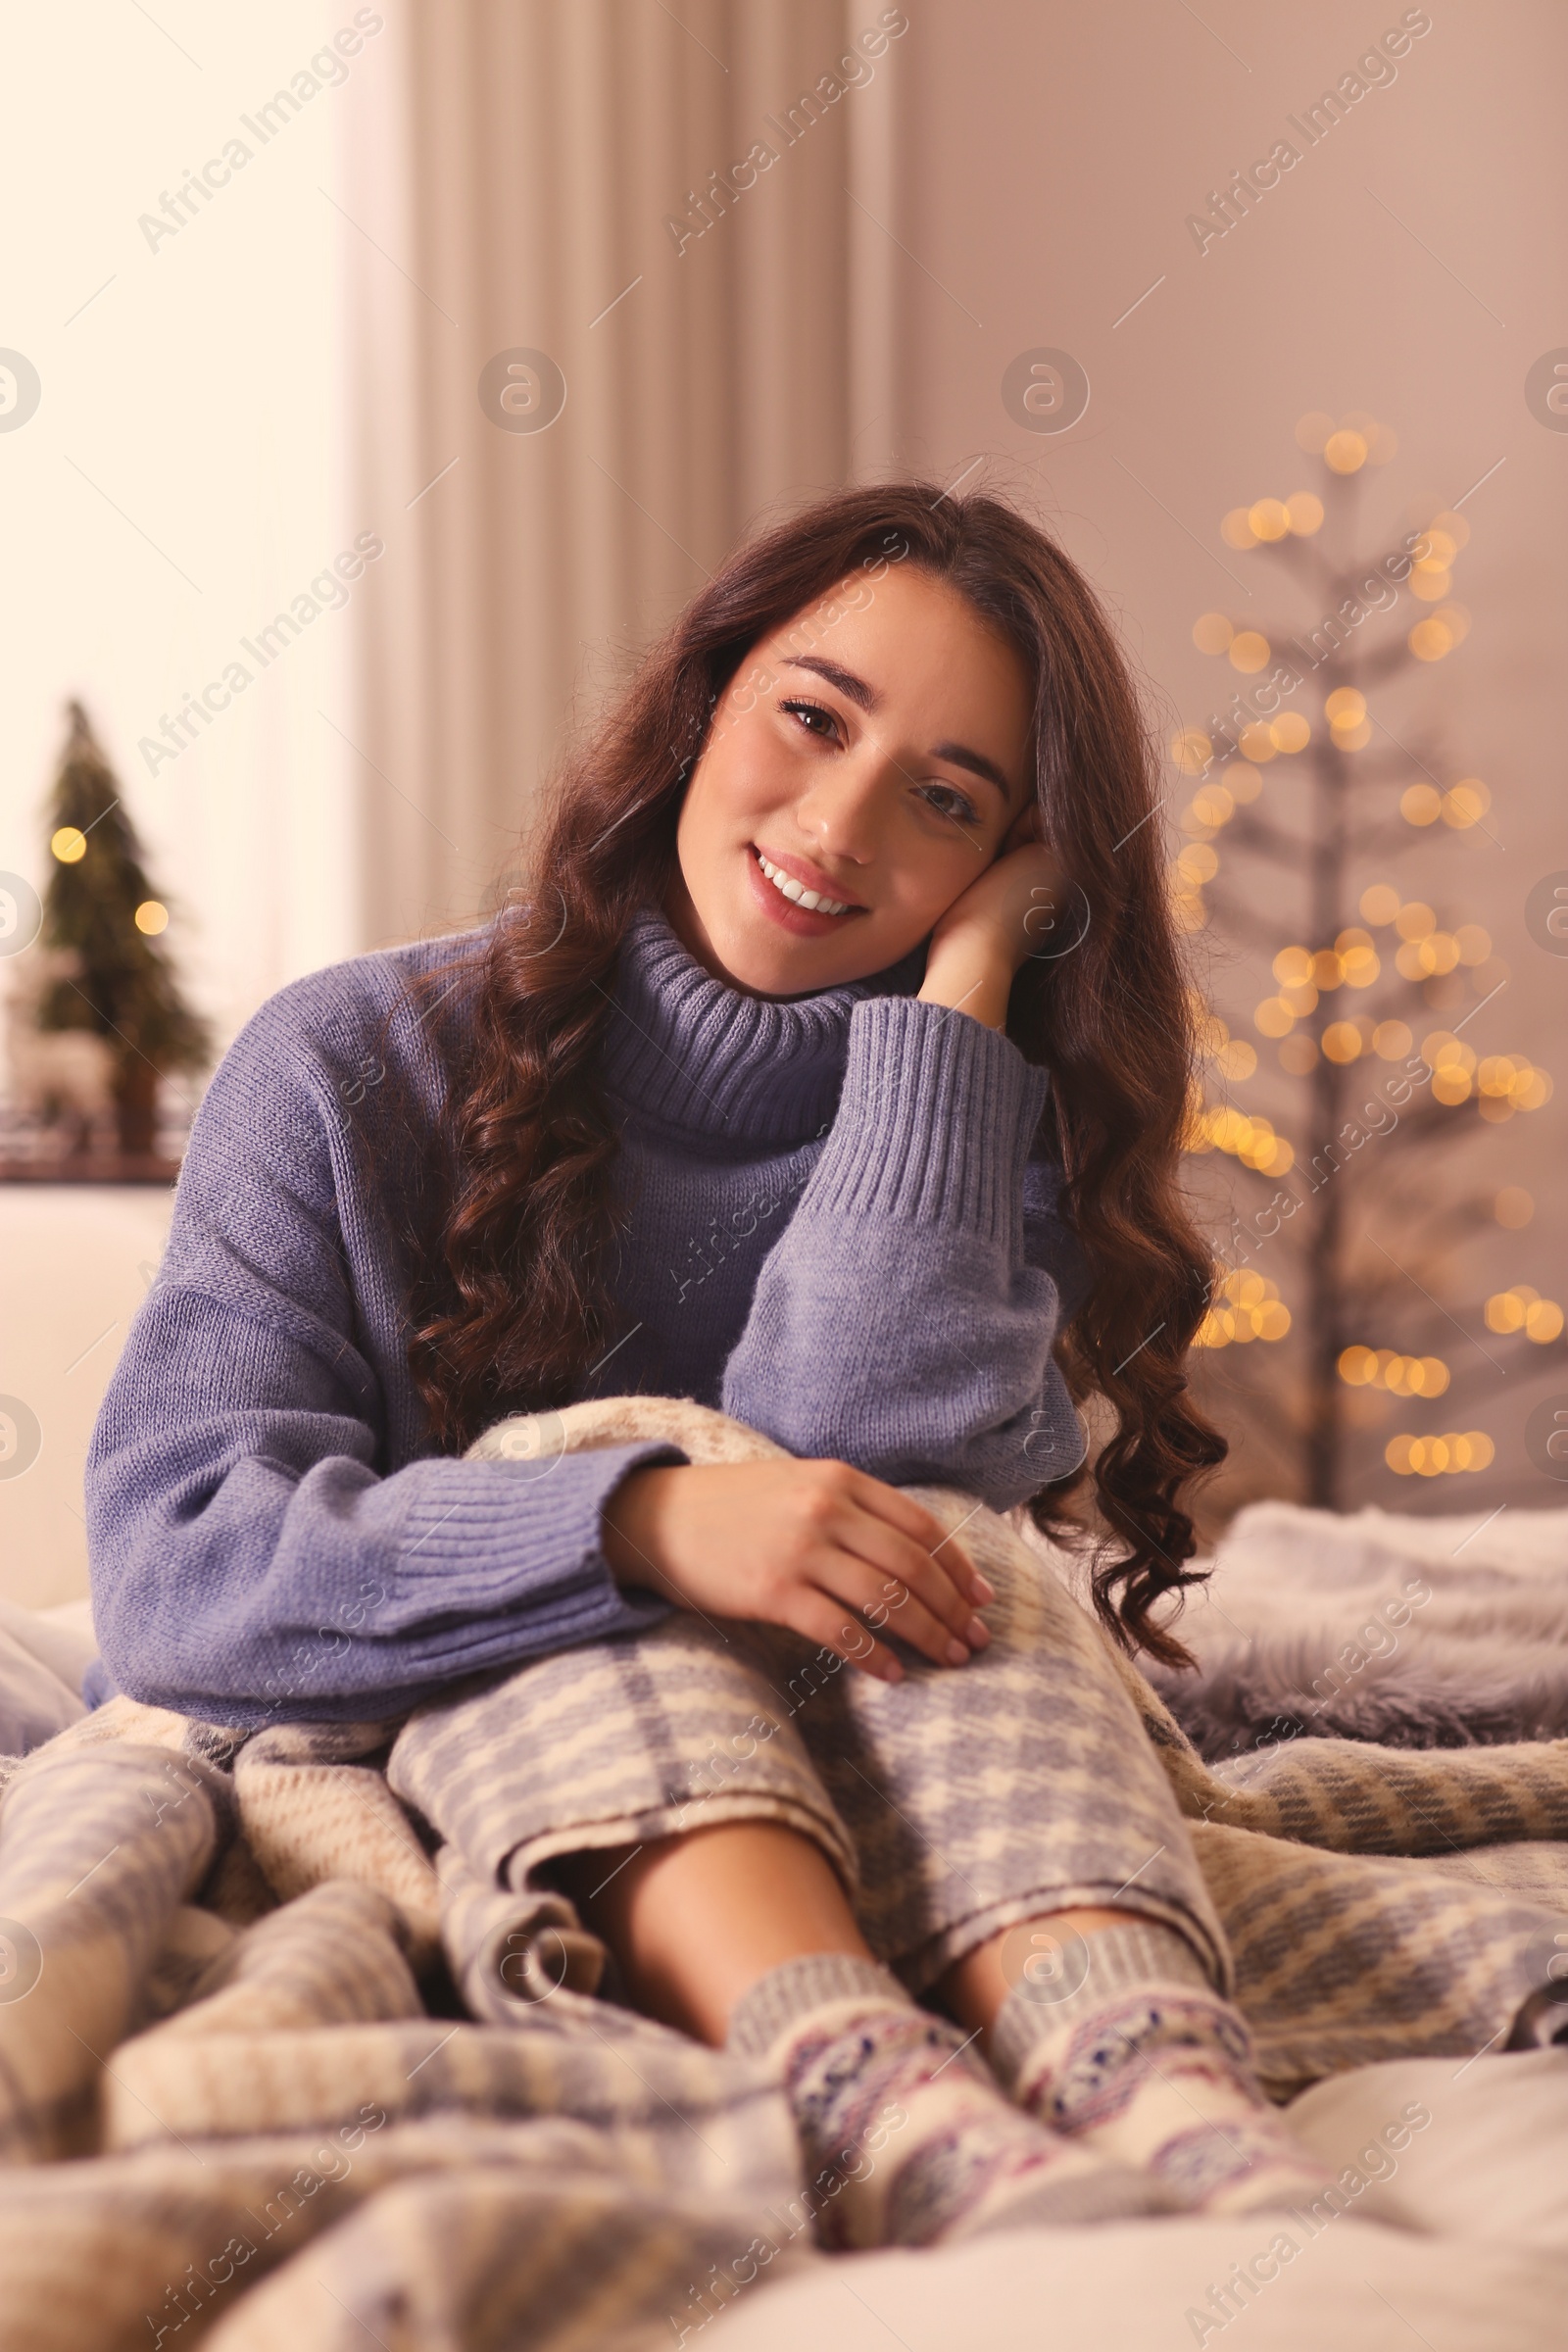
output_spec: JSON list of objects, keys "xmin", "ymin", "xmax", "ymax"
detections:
[{"xmin": 86, "ymin": 482, "xmax": 1332, "ymax": 2252}]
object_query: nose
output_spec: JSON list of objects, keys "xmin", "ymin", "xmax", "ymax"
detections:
[{"xmin": 792, "ymin": 740, "xmax": 892, "ymax": 869}]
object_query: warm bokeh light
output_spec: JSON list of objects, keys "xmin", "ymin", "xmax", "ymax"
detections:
[
  {"xmin": 1408, "ymin": 604, "xmax": 1469, "ymax": 661},
  {"xmin": 1269, "ymin": 711, "xmax": 1310, "ymax": 754},
  {"xmin": 1324, "ymin": 428, "xmax": 1368, "ymax": 473},
  {"xmin": 1186, "ymin": 782, "xmax": 1235, "ymax": 830},
  {"xmin": 1248, "ymin": 500, "xmax": 1291, "ymax": 543},
  {"xmin": 1214, "ymin": 1038, "xmax": 1257, "ymax": 1081},
  {"xmin": 1221, "ymin": 507, "xmax": 1258, "ymax": 550},
  {"xmin": 1421, "ymin": 1031, "xmax": 1476, "ymax": 1103},
  {"xmin": 1229, "ymin": 630, "xmax": 1271, "ymax": 672},
  {"xmin": 1386, "ymin": 1431, "xmax": 1494, "ymax": 1476},
  {"xmin": 1335, "ymin": 928, "xmax": 1380, "ymax": 985},
  {"xmin": 1475, "ymin": 1056, "xmax": 1552, "ymax": 1118},
  {"xmin": 1485, "ymin": 1287, "xmax": 1566, "ymax": 1342},
  {"xmin": 1171, "ymin": 728, "xmax": 1213, "ymax": 773},
  {"xmin": 1340, "ymin": 1347, "xmax": 1450, "ymax": 1397},
  {"xmin": 1188, "ymin": 1104, "xmax": 1295, "ymax": 1177},
  {"xmin": 1444, "ymin": 779, "xmax": 1490, "ymax": 827},
  {"xmin": 1237, "ymin": 721, "xmax": 1276, "ymax": 762},
  {"xmin": 1372, "ymin": 1019, "xmax": 1413, "ymax": 1059},
  {"xmin": 1193, "ymin": 612, "xmax": 1234, "ymax": 655},
  {"xmin": 1194, "ymin": 1266, "xmax": 1292, "ymax": 1348},
  {"xmin": 1223, "ymin": 760, "xmax": 1263, "ymax": 802},
  {"xmin": 1409, "ymin": 564, "xmax": 1451, "ymax": 602},
  {"xmin": 50, "ymin": 825, "xmax": 87, "ymax": 862},
  {"xmin": 1326, "ymin": 688, "xmax": 1371, "ymax": 751},
  {"xmin": 1397, "ymin": 930, "xmax": 1460, "ymax": 980},
  {"xmin": 1359, "ymin": 884, "xmax": 1401, "ymax": 927},
  {"xmin": 1285, "ymin": 491, "xmax": 1324, "ymax": 535},
  {"xmin": 134, "ymin": 900, "xmax": 169, "ymax": 935},
  {"xmin": 1177, "ymin": 843, "xmax": 1218, "ymax": 886}
]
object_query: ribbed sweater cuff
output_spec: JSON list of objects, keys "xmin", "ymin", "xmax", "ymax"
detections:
[
  {"xmin": 394, "ymin": 1439, "xmax": 689, "ymax": 1600},
  {"xmin": 800, "ymin": 995, "xmax": 1052, "ymax": 1251}
]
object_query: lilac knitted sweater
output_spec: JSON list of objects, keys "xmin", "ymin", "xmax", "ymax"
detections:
[{"xmin": 84, "ymin": 904, "xmax": 1086, "ymax": 1728}]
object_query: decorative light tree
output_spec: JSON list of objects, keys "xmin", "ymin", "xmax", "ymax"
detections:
[
  {"xmin": 28, "ymin": 701, "xmax": 211, "ymax": 1163},
  {"xmin": 1174, "ymin": 412, "xmax": 1559, "ymax": 1510}
]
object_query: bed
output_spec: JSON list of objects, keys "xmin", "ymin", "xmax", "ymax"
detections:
[{"xmin": 1, "ymin": 1489, "xmax": 1564, "ymax": 2351}]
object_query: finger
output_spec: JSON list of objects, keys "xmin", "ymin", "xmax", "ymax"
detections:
[
  {"xmin": 810, "ymin": 1553, "xmax": 976, "ymax": 1671},
  {"xmin": 851, "ymin": 1517, "xmax": 993, "ymax": 1652},
  {"xmin": 834, "ymin": 1468, "xmax": 994, "ymax": 1607},
  {"xmin": 828, "ymin": 1489, "xmax": 992, "ymax": 1636},
  {"xmin": 787, "ymin": 1592, "xmax": 904, "ymax": 1685}
]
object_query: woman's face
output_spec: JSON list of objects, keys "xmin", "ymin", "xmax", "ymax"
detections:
[{"xmin": 665, "ymin": 562, "xmax": 1038, "ymax": 998}]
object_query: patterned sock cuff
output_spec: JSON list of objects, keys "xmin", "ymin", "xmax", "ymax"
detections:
[
  {"xmin": 989, "ymin": 1918, "xmax": 1215, "ymax": 2092},
  {"xmin": 725, "ymin": 1951, "xmax": 912, "ymax": 2059}
]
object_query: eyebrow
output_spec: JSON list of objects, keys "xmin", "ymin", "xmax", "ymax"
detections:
[{"xmin": 780, "ymin": 656, "xmax": 1015, "ymax": 802}]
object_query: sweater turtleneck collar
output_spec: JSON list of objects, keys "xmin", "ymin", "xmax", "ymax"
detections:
[{"xmin": 598, "ymin": 901, "xmax": 930, "ymax": 1148}]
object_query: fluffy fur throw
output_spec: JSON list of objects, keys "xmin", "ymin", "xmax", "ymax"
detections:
[{"xmin": 1140, "ymin": 1498, "xmax": 1568, "ymax": 1757}]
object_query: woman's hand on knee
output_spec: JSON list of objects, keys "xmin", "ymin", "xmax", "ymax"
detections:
[{"xmin": 600, "ymin": 1458, "xmax": 994, "ymax": 1684}]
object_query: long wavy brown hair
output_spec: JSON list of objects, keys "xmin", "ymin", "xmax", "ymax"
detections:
[{"xmin": 380, "ymin": 482, "xmax": 1224, "ymax": 1666}]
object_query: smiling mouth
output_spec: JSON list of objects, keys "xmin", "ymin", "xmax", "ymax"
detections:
[{"xmin": 751, "ymin": 845, "xmax": 864, "ymax": 917}]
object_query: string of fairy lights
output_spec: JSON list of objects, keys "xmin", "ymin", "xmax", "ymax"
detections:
[{"xmin": 1176, "ymin": 412, "xmax": 1555, "ymax": 1485}]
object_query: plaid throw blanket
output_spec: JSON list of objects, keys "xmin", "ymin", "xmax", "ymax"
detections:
[{"xmin": 3, "ymin": 1396, "xmax": 1567, "ymax": 2351}]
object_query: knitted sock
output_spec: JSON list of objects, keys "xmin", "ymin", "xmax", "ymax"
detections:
[
  {"xmin": 990, "ymin": 1920, "xmax": 1336, "ymax": 2218},
  {"xmin": 726, "ymin": 1951, "xmax": 1181, "ymax": 2251}
]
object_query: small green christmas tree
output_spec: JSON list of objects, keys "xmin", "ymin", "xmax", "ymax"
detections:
[{"xmin": 34, "ymin": 701, "xmax": 211, "ymax": 1156}]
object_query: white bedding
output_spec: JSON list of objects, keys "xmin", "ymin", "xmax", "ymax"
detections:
[{"xmin": 719, "ymin": 2051, "xmax": 1568, "ymax": 2349}]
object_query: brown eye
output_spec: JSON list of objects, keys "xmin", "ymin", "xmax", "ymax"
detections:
[
  {"xmin": 920, "ymin": 782, "xmax": 980, "ymax": 824},
  {"xmin": 779, "ymin": 698, "xmax": 841, "ymax": 742}
]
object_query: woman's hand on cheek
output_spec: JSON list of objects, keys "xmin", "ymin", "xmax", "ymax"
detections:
[
  {"xmin": 917, "ymin": 809, "xmax": 1063, "ymax": 1026},
  {"xmin": 928, "ymin": 838, "xmax": 1064, "ymax": 975}
]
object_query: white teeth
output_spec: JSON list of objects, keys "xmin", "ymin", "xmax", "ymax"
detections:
[{"xmin": 755, "ymin": 849, "xmax": 853, "ymax": 916}]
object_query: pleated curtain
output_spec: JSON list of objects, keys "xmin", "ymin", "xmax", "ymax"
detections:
[{"xmin": 342, "ymin": 0, "xmax": 905, "ymax": 947}]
